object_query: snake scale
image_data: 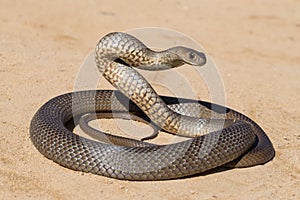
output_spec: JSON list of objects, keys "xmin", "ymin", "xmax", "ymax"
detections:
[{"xmin": 30, "ymin": 32, "xmax": 275, "ymax": 180}]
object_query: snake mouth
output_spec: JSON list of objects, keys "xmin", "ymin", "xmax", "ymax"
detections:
[{"xmin": 193, "ymin": 51, "xmax": 207, "ymax": 66}]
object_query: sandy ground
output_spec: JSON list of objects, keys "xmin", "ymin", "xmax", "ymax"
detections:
[{"xmin": 1, "ymin": 0, "xmax": 300, "ymax": 199}]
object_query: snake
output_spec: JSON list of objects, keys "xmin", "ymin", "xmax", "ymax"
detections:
[{"xmin": 30, "ymin": 32, "xmax": 275, "ymax": 180}]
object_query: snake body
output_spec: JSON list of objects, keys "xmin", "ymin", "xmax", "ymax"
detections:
[{"xmin": 30, "ymin": 32, "xmax": 275, "ymax": 180}]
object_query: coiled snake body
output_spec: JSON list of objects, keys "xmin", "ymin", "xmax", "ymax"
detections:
[{"xmin": 30, "ymin": 32, "xmax": 275, "ymax": 180}]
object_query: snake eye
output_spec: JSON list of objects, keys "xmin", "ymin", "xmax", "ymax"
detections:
[{"xmin": 189, "ymin": 52, "xmax": 195, "ymax": 60}]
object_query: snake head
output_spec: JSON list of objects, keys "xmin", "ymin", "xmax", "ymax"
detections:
[{"xmin": 169, "ymin": 46, "xmax": 207, "ymax": 66}]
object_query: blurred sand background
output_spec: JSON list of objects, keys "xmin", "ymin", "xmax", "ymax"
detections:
[{"xmin": 0, "ymin": 0, "xmax": 299, "ymax": 199}]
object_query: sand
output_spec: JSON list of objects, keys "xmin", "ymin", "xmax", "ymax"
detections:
[{"xmin": 1, "ymin": 0, "xmax": 299, "ymax": 199}]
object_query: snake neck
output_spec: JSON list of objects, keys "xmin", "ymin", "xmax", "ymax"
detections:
[{"xmin": 95, "ymin": 32, "xmax": 185, "ymax": 72}]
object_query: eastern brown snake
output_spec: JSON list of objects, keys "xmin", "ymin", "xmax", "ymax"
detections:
[{"xmin": 30, "ymin": 32, "xmax": 275, "ymax": 180}]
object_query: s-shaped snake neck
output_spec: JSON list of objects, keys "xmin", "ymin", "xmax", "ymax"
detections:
[{"xmin": 95, "ymin": 32, "xmax": 206, "ymax": 71}]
